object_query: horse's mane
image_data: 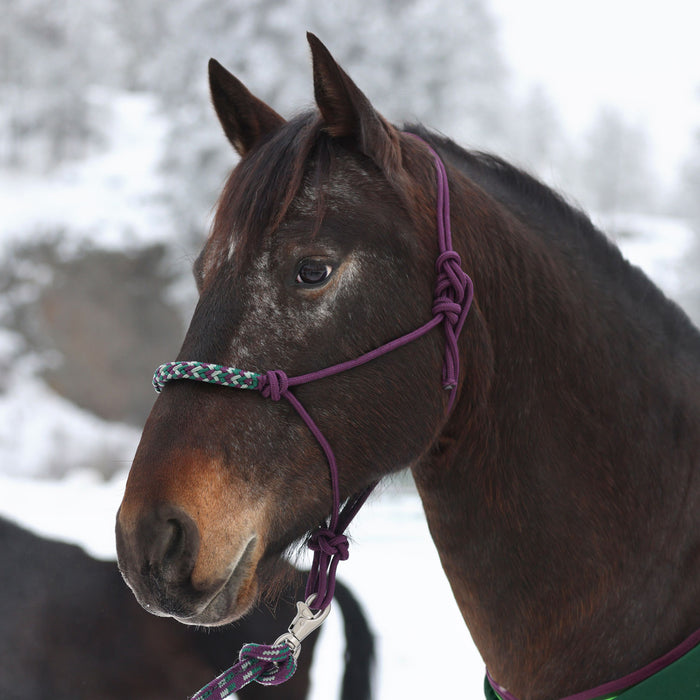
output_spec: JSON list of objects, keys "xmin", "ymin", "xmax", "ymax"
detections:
[{"xmin": 405, "ymin": 125, "xmax": 700, "ymax": 355}]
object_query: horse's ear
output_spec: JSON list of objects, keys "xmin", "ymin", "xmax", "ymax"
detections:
[
  {"xmin": 208, "ymin": 58, "xmax": 285, "ymax": 156},
  {"xmin": 307, "ymin": 33, "xmax": 402, "ymax": 173}
]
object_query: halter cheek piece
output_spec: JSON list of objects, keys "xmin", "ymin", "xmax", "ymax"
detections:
[{"xmin": 152, "ymin": 136, "xmax": 473, "ymax": 698}]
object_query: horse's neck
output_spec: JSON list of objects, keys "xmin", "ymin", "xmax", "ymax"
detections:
[{"xmin": 412, "ymin": 178, "xmax": 700, "ymax": 699}]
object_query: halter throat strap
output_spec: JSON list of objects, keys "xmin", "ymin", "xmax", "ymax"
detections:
[{"xmin": 152, "ymin": 135, "xmax": 473, "ymax": 611}]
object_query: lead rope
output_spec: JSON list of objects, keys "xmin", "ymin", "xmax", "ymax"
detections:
[{"xmin": 152, "ymin": 136, "xmax": 473, "ymax": 699}]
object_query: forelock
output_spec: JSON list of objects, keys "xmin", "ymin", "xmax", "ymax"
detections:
[{"xmin": 209, "ymin": 113, "xmax": 328, "ymax": 265}]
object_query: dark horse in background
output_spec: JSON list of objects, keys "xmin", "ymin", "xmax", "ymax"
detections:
[
  {"xmin": 116, "ymin": 34, "xmax": 700, "ymax": 699},
  {"xmin": 0, "ymin": 517, "xmax": 373, "ymax": 699}
]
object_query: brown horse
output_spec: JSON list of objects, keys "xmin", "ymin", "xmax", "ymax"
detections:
[
  {"xmin": 0, "ymin": 517, "xmax": 373, "ymax": 700},
  {"xmin": 116, "ymin": 34, "xmax": 700, "ymax": 699}
]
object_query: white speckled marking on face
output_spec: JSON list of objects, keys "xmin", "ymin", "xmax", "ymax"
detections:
[
  {"xmin": 228, "ymin": 248, "xmax": 364, "ymax": 370},
  {"xmin": 205, "ymin": 151, "xmax": 384, "ymax": 370}
]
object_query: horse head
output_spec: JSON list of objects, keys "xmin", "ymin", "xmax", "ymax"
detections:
[{"xmin": 116, "ymin": 35, "xmax": 455, "ymax": 625}]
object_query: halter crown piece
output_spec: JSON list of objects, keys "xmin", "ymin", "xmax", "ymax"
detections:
[{"xmin": 151, "ymin": 135, "xmax": 473, "ymax": 699}]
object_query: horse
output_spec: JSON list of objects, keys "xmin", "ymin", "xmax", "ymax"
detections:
[
  {"xmin": 0, "ymin": 517, "xmax": 373, "ymax": 699},
  {"xmin": 116, "ymin": 34, "xmax": 700, "ymax": 699}
]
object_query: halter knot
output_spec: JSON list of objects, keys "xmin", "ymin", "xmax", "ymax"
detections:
[
  {"xmin": 308, "ymin": 528, "xmax": 350, "ymax": 560},
  {"xmin": 432, "ymin": 250, "xmax": 472, "ymax": 390},
  {"xmin": 260, "ymin": 370, "xmax": 289, "ymax": 401},
  {"xmin": 433, "ymin": 250, "xmax": 468, "ymax": 315}
]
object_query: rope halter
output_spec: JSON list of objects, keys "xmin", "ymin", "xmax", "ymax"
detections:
[{"xmin": 151, "ymin": 135, "xmax": 473, "ymax": 700}]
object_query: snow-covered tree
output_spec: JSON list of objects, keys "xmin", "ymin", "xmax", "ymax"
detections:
[
  {"xmin": 1, "ymin": 0, "xmax": 511, "ymax": 248},
  {"xmin": 0, "ymin": 0, "xmax": 123, "ymax": 169},
  {"xmin": 505, "ymin": 84, "xmax": 575, "ymax": 187},
  {"xmin": 144, "ymin": 0, "xmax": 510, "ymax": 239},
  {"xmin": 577, "ymin": 106, "xmax": 656, "ymax": 215}
]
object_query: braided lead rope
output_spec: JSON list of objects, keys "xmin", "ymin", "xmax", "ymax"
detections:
[
  {"xmin": 189, "ymin": 595, "xmax": 330, "ymax": 700},
  {"xmin": 190, "ymin": 642, "xmax": 296, "ymax": 700}
]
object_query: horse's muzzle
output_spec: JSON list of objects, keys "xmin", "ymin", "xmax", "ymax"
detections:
[{"xmin": 115, "ymin": 503, "xmax": 259, "ymax": 625}]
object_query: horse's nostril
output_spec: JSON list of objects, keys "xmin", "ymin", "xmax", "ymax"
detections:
[
  {"xmin": 144, "ymin": 505, "xmax": 200, "ymax": 583},
  {"xmin": 162, "ymin": 518, "xmax": 185, "ymax": 563},
  {"xmin": 116, "ymin": 503, "xmax": 207, "ymax": 617}
]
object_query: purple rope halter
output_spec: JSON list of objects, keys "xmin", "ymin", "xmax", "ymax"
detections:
[{"xmin": 152, "ymin": 136, "xmax": 473, "ymax": 699}]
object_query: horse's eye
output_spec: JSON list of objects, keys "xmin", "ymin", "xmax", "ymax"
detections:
[{"xmin": 296, "ymin": 260, "xmax": 333, "ymax": 286}]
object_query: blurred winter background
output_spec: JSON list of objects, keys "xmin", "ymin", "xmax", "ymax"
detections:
[{"xmin": 1, "ymin": 0, "xmax": 699, "ymax": 697}]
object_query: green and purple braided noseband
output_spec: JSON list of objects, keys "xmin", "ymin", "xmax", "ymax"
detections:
[
  {"xmin": 153, "ymin": 361, "xmax": 261, "ymax": 392},
  {"xmin": 152, "ymin": 136, "xmax": 473, "ymax": 700}
]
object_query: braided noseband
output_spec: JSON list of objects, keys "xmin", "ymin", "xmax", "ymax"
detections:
[{"xmin": 152, "ymin": 136, "xmax": 473, "ymax": 699}]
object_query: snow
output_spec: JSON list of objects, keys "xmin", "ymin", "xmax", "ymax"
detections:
[
  {"xmin": 0, "ymin": 372, "xmax": 139, "ymax": 478},
  {"xmin": 599, "ymin": 212, "xmax": 694, "ymax": 298},
  {"xmin": 0, "ymin": 470, "xmax": 128, "ymax": 560},
  {"xmin": 0, "ymin": 327, "xmax": 140, "ymax": 479}
]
